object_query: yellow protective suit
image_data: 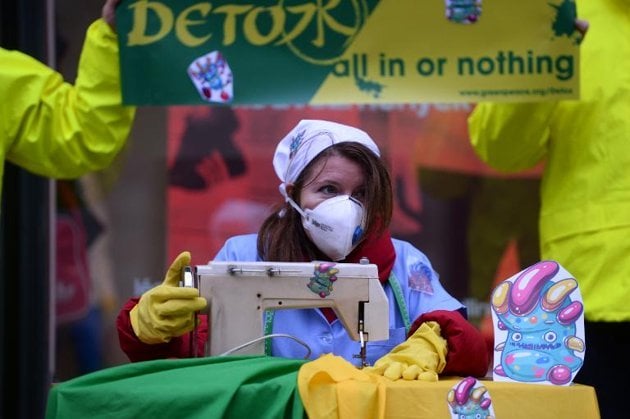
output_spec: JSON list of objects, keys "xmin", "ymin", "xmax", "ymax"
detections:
[
  {"xmin": 0, "ymin": 19, "xmax": 135, "ymax": 197},
  {"xmin": 468, "ymin": 0, "xmax": 630, "ymax": 322}
]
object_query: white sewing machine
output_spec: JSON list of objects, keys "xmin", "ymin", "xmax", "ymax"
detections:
[{"xmin": 186, "ymin": 260, "xmax": 389, "ymax": 365}]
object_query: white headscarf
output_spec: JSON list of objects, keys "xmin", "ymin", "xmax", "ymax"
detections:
[{"xmin": 272, "ymin": 119, "xmax": 381, "ymax": 200}]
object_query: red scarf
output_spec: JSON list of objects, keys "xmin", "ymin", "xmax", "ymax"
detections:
[
  {"xmin": 320, "ymin": 228, "xmax": 396, "ymax": 322},
  {"xmin": 346, "ymin": 228, "xmax": 396, "ymax": 284}
]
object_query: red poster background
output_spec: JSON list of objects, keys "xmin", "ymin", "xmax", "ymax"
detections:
[{"xmin": 166, "ymin": 105, "xmax": 542, "ymax": 330}]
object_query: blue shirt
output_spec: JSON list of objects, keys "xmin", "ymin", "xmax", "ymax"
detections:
[{"xmin": 213, "ymin": 234, "xmax": 463, "ymax": 366}]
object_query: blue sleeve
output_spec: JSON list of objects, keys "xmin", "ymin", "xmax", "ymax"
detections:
[
  {"xmin": 211, "ymin": 234, "xmax": 261, "ymax": 262},
  {"xmin": 391, "ymin": 239, "xmax": 464, "ymax": 321}
]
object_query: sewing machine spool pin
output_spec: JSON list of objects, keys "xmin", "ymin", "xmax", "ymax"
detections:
[{"xmin": 180, "ymin": 266, "xmax": 199, "ymax": 357}]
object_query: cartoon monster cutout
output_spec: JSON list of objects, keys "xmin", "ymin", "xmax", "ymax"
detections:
[
  {"xmin": 188, "ymin": 51, "xmax": 233, "ymax": 103},
  {"xmin": 307, "ymin": 262, "xmax": 339, "ymax": 298},
  {"xmin": 491, "ymin": 260, "xmax": 585, "ymax": 385},
  {"xmin": 445, "ymin": 0, "xmax": 482, "ymax": 24},
  {"xmin": 447, "ymin": 376, "xmax": 494, "ymax": 419}
]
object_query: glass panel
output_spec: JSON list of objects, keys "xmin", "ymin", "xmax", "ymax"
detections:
[{"xmin": 53, "ymin": 0, "xmax": 541, "ymax": 383}]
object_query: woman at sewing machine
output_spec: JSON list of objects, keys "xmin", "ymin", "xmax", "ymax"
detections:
[{"xmin": 116, "ymin": 119, "xmax": 488, "ymax": 380}]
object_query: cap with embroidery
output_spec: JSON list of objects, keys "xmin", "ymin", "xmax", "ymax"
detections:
[{"xmin": 273, "ymin": 119, "xmax": 380, "ymax": 200}]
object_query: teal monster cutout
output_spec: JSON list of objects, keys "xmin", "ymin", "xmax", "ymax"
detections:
[
  {"xmin": 307, "ymin": 262, "xmax": 339, "ymax": 298},
  {"xmin": 447, "ymin": 377, "xmax": 495, "ymax": 419},
  {"xmin": 491, "ymin": 261, "xmax": 585, "ymax": 385},
  {"xmin": 549, "ymin": 0, "xmax": 583, "ymax": 44}
]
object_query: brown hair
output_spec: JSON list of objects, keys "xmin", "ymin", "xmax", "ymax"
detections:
[{"xmin": 257, "ymin": 142, "xmax": 392, "ymax": 261}]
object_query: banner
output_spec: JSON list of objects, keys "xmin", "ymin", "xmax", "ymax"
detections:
[{"xmin": 117, "ymin": 0, "xmax": 581, "ymax": 105}]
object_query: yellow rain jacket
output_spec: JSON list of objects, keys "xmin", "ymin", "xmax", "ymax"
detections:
[
  {"xmin": 468, "ymin": 0, "xmax": 630, "ymax": 322},
  {"xmin": 0, "ymin": 19, "xmax": 135, "ymax": 197}
]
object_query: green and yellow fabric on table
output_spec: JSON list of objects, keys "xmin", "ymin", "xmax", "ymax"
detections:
[
  {"xmin": 46, "ymin": 354, "xmax": 600, "ymax": 418},
  {"xmin": 116, "ymin": 0, "xmax": 582, "ymax": 105}
]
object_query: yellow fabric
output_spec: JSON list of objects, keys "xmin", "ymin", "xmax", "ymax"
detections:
[
  {"xmin": 363, "ymin": 321, "xmax": 447, "ymax": 381},
  {"xmin": 130, "ymin": 251, "xmax": 207, "ymax": 344},
  {"xmin": 298, "ymin": 355, "xmax": 600, "ymax": 419},
  {"xmin": 468, "ymin": 0, "xmax": 630, "ymax": 321},
  {"xmin": 0, "ymin": 19, "xmax": 136, "ymax": 197},
  {"xmin": 298, "ymin": 354, "xmax": 386, "ymax": 419}
]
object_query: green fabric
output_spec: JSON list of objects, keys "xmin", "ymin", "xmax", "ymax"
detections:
[{"xmin": 46, "ymin": 355, "xmax": 307, "ymax": 419}]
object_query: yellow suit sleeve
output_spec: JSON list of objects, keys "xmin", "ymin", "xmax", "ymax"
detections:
[
  {"xmin": 467, "ymin": 101, "xmax": 557, "ymax": 172},
  {"xmin": 2, "ymin": 19, "xmax": 136, "ymax": 179}
]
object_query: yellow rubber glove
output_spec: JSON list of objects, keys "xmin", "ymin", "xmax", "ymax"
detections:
[
  {"xmin": 129, "ymin": 251, "xmax": 207, "ymax": 344},
  {"xmin": 364, "ymin": 321, "xmax": 448, "ymax": 381}
]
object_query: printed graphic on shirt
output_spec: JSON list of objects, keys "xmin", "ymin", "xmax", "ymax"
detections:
[{"xmin": 408, "ymin": 261, "xmax": 434, "ymax": 295}]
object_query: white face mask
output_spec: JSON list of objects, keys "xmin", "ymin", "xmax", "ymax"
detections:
[{"xmin": 288, "ymin": 195, "xmax": 365, "ymax": 261}]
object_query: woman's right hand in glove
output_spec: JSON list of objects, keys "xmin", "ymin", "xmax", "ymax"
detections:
[{"xmin": 129, "ymin": 251, "xmax": 207, "ymax": 344}]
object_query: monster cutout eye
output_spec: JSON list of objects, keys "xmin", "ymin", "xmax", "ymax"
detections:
[
  {"xmin": 544, "ymin": 331, "xmax": 557, "ymax": 343},
  {"xmin": 512, "ymin": 332, "xmax": 522, "ymax": 342}
]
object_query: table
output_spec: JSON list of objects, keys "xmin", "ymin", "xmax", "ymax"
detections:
[{"xmin": 46, "ymin": 355, "xmax": 599, "ymax": 418}]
